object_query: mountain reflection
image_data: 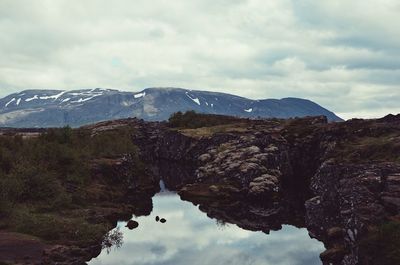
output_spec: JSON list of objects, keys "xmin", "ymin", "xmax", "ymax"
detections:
[{"xmin": 90, "ymin": 192, "xmax": 324, "ymax": 265}]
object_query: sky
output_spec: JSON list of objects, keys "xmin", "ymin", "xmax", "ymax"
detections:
[
  {"xmin": 90, "ymin": 193, "xmax": 324, "ymax": 265},
  {"xmin": 0, "ymin": 0, "xmax": 399, "ymax": 119}
]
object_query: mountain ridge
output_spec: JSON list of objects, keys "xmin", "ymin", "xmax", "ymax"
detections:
[{"xmin": 0, "ymin": 87, "xmax": 342, "ymax": 127}]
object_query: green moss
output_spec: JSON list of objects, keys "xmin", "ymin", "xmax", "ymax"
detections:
[{"xmin": 359, "ymin": 221, "xmax": 400, "ymax": 265}]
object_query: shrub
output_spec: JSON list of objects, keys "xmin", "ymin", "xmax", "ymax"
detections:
[
  {"xmin": 40, "ymin": 126, "xmax": 72, "ymax": 144},
  {"xmin": 168, "ymin": 111, "xmax": 243, "ymax": 129},
  {"xmin": 102, "ymin": 227, "xmax": 123, "ymax": 253},
  {"xmin": 0, "ymin": 173, "xmax": 23, "ymax": 217}
]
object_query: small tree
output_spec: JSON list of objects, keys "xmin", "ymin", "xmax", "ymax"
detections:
[{"xmin": 168, "ymin": 111, "xmax": 184, "ymax": 127}]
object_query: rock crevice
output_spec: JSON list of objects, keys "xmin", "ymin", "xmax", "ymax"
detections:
[{"xmin": 133, "ymin": 115, "xmax": 400, "ymax": 265}]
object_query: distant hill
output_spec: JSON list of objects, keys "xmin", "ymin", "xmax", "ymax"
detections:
[{"xmin": 0, "ymin": 87, "xmax": 342, "ymax": 127}]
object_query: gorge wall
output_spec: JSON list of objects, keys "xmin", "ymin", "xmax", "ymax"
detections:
[{"xmin": 132, "ymin": 115, "xmax": 400, "ymax": 265}]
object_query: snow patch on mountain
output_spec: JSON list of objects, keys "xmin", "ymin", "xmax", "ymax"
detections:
[
  {"xmin": 71, "ymin": 95, "xmax": 101, "ymax": 103},
  {"xmin": 134, "ymin": 92, "xmax": 146, "ymax": 99},
  {"xmin": 26, "ymin": 95, "xmax": 39, "ymax": 102},
  {"xmin": 185, "ymin": 92, "xmax": 201, "ymax": 105},
  {"xmin": 5, "ymin": 98, "xmax": 16, "ymax": 107},
  {"xmin": 39, "ymin": 91, "xmax": 67, "ymax": 100}
]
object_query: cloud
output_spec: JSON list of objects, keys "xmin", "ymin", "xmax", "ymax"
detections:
[
  {"xmin": 0, "ymin": 0, "xmax": 399, "ymax": 119},
  {"xmin": 89, "ymin": 193, "xmax": 324, "ymax": 265}
]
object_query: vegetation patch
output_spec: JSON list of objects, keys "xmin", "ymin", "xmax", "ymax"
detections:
[
  {"xmin": 359, "ymin": 220, "xmax": 400, "ymax": 265},
  {"xmin": 0, "ymin": 124, "xmax": 145, "ymax": 246},
  {"xmin": 10, "ymin": 207, "xmax": 109, "ymax": 243},
  {"xmin": 179, "ymin": 123, "xmax": 249, "ymax": 138},
  {"xmin": 333, "ymin": 134, "xmax": 400, "ymax": 163},
  {"xmin": 168, "ymin": 111, "xmax": 247, "ymax": 129}
]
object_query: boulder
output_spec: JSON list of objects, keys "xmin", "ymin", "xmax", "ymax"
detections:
[
  {"xmin": 198, "ymin": 153, "xmax": 212, "ymax": 163},
  {"xmin": 248, "ymin": 174, "xmax": 279, "ymax": 195},
  {"xmin": 264, "ymin": 144, "xmax": 278, "ymax": 152},
  {"xmin": 320, "ymin": 247, "xmax": 346, "ymax": 263},
  {"xmin": 209, "ymin": 185, "xmax": 220, "ymax": 193},
  {"xmin": 240, "ymin": 163, "xmax": 260, "ymax": 174},
  {"xmin": 126, "ymin": 220, "xmax": 139, "ymax": 230},
  {"xmin": 244, "ymin": 145, "xmax": 260, "ymax": 155},
  {"xmin": 327, "ymin": 227, "xmax": 343, "ymax": 239}
]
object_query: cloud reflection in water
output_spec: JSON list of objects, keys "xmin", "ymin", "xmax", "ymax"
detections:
[{"xmin": 89, "ymin": 192, "xmax": 324, "ymax": 265}]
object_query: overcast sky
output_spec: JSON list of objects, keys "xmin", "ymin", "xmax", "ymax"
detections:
[{"xmin": 0, "ymin": 0, "xmax": 399, "ymax": 119}]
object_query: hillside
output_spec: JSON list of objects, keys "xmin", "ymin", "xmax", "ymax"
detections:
[{"xmin": 0, "ymin": 88, "xmax": 342, "ymax": 127}]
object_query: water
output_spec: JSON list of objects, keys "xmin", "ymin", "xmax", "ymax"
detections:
[
  {"xmin": 159, "ymin": 180, "xmax": 167, "ymax": 192},
  {"xmin": 89, "ymin": 192, "xmax": 324, "ymax": 265}
]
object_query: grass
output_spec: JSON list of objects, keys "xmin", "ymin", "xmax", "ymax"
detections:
[
  {"xmin": 282, "ymin": 118, "xmax": 320, "ymax": 141},
  {"xmin": 179, "ymin": 123, "xmax": 249, "ymax": 138},
  {"xmin": 9, "ymin": 205, "xmax": 110, "ymax": 243},
  {"xmin": 333, "ymin": 134, "xmax": 400, "ymax": 163}
]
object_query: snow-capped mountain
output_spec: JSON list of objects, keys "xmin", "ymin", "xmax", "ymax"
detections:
[{"xmin": 0, "ymin": 87, "xmax": 342, "ymax": 127}]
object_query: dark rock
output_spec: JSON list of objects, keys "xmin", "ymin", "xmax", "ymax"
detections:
[
  {"xmin": 209, "ymin": 185, "xmax": 220, "ymax": 193},
  {"xmin": 381, "ymin": 196, "xmax": 400, "ymax": 211},
  {"xmin": 160, "ymin": 218, "xmax": 167, "ymax": 223},
  {"xmin": 126, "ymin": 220, "xmax": 139, "ymax": 230},
  {"xmin": 198, "ymin": 153, "xmax": 212, "ymax": 162},
  {"xmin": 377, "ymin": 114, "xmax": 400, "ymax": 123},
  {"xmin": 248, "ymin": 174, "xmax": 279, "ymax": 196},
  {"xmin": 156, "ymin": 216, "xmax": 160, "ymax": 222},
  {"xmin": 327, "ymin": 227, "xmax": 343, "ymax": 239},
  {"xmin": 320, "ymin": 247, "xmax": 346, "ymax": 262}
]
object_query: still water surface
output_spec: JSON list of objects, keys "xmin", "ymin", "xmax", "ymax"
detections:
[{"xmin": 89, "ymin": 191, "xmax": 324, "ymax": 265}]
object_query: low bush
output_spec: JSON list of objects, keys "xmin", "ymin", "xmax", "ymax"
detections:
[{"xmin": 168, "ymin": 111, "xmax": 243, "ymax": 129}]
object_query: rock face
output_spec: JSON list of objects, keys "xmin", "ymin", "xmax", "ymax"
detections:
[
  {"xmin": 133, "ymin": 114, "xmax": 400, "ymax": 265},
  {"xmin": 249, "ymin": 174, "xmax": 279, "ymax": 196},
  {"xmin": 0, "ymin": 87, "xmax": 342, "ymax": 127},
  {"xmin": 305, "ymin": 163, "xmax": 400, "ymax": 264}
]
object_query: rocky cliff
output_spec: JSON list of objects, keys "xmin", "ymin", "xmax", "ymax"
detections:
[{"xmin": 133, "ymin": 113, "xmax": 400, "ymax": 265}]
